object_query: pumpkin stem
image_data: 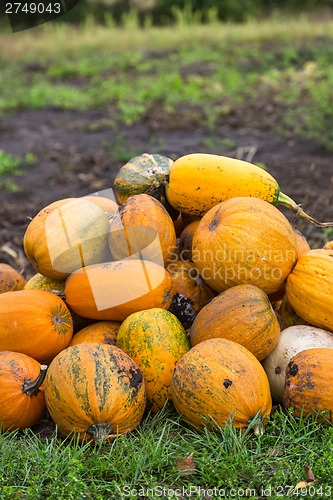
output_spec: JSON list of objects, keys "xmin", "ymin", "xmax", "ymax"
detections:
[
  {"xmin": 22, "ymin": 365, "xmax": 48, "ymax": 397},
  {"xmin": 87, "ymin": 423, "xmax": 114, "ymax": 442},
  {"xmin": 278, "ymin": 192, "xmax": 333, "ymax": 227}
]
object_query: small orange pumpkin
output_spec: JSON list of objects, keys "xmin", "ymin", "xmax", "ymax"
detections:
[
  {"xmin": 0, "ymin": 289, "xmax": 73, "ymax": 364},
  {"xmin": 0, "ymin": 263, "xmax": 26, "ymax": 293},
  {"xmin": 45, "ymin": 343, "xmax": 146, "ymax": 442},
  {"xmin": 0, "ymin": 351, "xmax": 47, "ymax": 431},
  {"xmin": 171, "ymin": 338, "xmax": 272, "ymax": 431},
  {"xmin": 192, "ymin": 197, "xmax": 298, "ymax": 295},
  {"xmin": 69, "ymin": 321, "xmax": 119, "ymax": 347},
  {"xmin": 64, "ymin": 259, "xmax": 173, "ymax": 321},
  {"xmin": 108, "ymin": 194, "xmax": 176, "ymax": 266},
  {"xmin": 190, "ymin": 284, "xmax": 280, "ymax": 361},
  {"xmin": 283, "ymin": 348, "xmax": 333, "ymax": 421},
  {"xmin": 117, "ymin": 308, "xmax": 190, "ymax": 413}
]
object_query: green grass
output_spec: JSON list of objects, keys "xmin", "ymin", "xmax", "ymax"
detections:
[
  {"xmin": 0, "ymin": 150, "xmax": 37, "ymax": 192},
  {"xmin": 2, "ymin": 16, "xmax": 333, "ymax": 147},
  {"xmin": 1, "ymin": 407, "xmax": 332, "ymax": 499}
]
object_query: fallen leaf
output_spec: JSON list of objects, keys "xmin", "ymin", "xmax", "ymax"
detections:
[
  {"xmin": 176, "ymin": 452, "xmax": 196, "ymax": 475},
  {"xmin": 305, "ymin": 465, "xmax": 316, "ymax": 483}
]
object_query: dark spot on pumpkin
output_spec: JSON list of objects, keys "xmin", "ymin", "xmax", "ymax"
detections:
[
  {"xmin": 196, "ymin": 187, "xmax": 200, "ymax": 190},
  {"xmin": 208, "ymin": 219, "xmax": 218, "ymax": 231},
  {"xmin": 168, "ymin": 293, "xmax": 196, "ymax": 330},
  {"xmin": 288, "ymin": 362, "xmax": 298, "ymax": 376},
  {"xmin": 275, "ymin": 366, "xmax": 281, "ymax": 374},
  {"xmin": 129, "ymin": 367, "xmax": 143, "ymax": 388},
  {"xmin": 223, "ymin": 379, "xmax": 232, "ymax": 389}
]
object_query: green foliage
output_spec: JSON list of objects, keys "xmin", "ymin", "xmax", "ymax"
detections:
[
  {"xmin": 0, "ymin": 150, "xmax": 36, "ymax": 191},
  {"xmin": 0, "ymin": 408, "xmax": 332, "ymax": 498}
]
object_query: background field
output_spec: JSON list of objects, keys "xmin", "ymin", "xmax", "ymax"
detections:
[{"xmin": 1, "ymin": 4, "xmax": 333, "ymax": 498}]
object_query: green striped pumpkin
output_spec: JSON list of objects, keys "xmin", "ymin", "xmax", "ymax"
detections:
[{"xmin": 44, "ymin": 342, "xmax": 146, "ymax": 442}]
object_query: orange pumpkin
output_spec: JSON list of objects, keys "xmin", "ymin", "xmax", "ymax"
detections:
[
  {"xmin": 64, "ymin": 259, "xmax": 173, "ymax": 321},
  {"xmin": 117, "ymin": 308, "xmax": 190, "ymax": 413},
  {"xmin": 45, "ymin": 343, "xmax": 146, "ymax": 442},
  {"xmin": 0, "ymin": 263, "xmax": 26, "ymax": 293},
  {"xmin": 293, "ymin": 228, "xmax": 310, "ymax": 256},
  {"xmin": 192, "ymin": 197, "xmax": 298, "ymax": 295},
  {"xmin": 283, "ymin": 348, "xmax": 333, "ymax": 421},
  {"xmin": 0, "ymin": 351, "xmax": 47, "ymax": 431},
  {"xmin": 178, "ymin": 220, "xmax": 200, "ymax": 262},
  {"xmin": 23, "ymin": 198, "xmax": 110, "ymax": 280},
  {"xmin": 167, "ymin": 260, "xmax": 216, "ymax": 314},
  {"xmin": 69, "ymin": 321, "xmax": 119, "ymax": 347},
  {"xmin": 323, "ymin": 240, "xmax": 333, "ymax": 250},
  {"xmin": 0, "ymin": 290, "xmax": 73, "ymax": 364},
  {"xmin": 190, "ymin": 284, "xmax": 280, "ymax": 361},
  {"xmin": 108, "ymin": 194, "xmax": 176, "ymax": 266},
  {"xmin": 286, "ymin": 249, "xmax": 333, "ymax": 332},
  {"xmin": 171, "ymin": 338, "xmax": 272, "ymax": 431}
]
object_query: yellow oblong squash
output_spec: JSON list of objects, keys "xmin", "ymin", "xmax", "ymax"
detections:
[
  {"xmin": 166, "ymin": 153, "xmax": 280, "ymax": 216},
  {"xmin": 165, "ymin": 153, "xmax": 333, "ymax": 227}
]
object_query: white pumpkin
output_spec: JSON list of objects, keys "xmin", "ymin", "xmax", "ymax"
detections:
[{"xmin": 261, "ymin": 325, "xmax": 333, "ymax": 403}]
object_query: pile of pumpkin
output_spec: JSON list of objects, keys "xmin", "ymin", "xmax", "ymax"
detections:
[{"xmin": 1, "ymin": 152, "xmax": 333, "ymax": 443}]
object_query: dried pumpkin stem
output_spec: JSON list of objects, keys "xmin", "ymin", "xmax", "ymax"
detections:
[
  {"xmin": 87, "ymin": 423, "xmax": 114, "ymax": 443},
  {"xmin": 278, "ymin": 192, "xmax": 333, "ymax": 227},
  {"xmin": 22, "ymin": 364, "xmax": 48, "ymax": 397}
]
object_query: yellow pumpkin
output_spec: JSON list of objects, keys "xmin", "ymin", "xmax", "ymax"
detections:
[
  {"xmin": 23, "ymin": 198, "xmax": 110, "ymax": 280},
  {"xmin": 192, "ymin": 197, "xmax": 298, "ymax": 295},
  {"xmin": 286, "ymin": 249, "xmax": 333, "ymax": 332}
]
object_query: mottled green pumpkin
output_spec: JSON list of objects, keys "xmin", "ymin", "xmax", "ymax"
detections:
[
  {"xmin": 113, "ymin": 153, "xmax": 178, "ymax": 220},
  {"xmin": 116, "ymin": 308, "xmax": 190, "ymax": 413},
  {"xmin": 45, "ymin": 342, "xmax": 146, "ymax": 442}
]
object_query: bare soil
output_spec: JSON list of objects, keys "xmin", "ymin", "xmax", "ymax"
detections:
[{"xmin": 1, "ymin": 101, "xmax": 332, "ymax": 278}]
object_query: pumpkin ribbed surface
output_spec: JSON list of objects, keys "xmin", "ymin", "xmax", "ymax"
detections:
[
  {"xmin": 190, "ymin": 284, "xmax": 280, "ymax": 361},
  {"xmin": 285, "ymin": 249, "xmax": 333, "ymax": 332},
  {"xmin": 0, "ymin": 351, "xmax": 47, "ymax": 431},
  {"xmin": 108, "ymin": 194, "xmax": 176, "ymax": 266},
  {"xmin": 171, "ymin": 338, "xmax": 272, "ymax": 430},
  {"xmin": 44, "ymin": 342, "xmax": 146, "ymax": 442},
  {"xmin": 283, "ymin": 347, "xmax": 333, "ymax": 420},
  {"xmin": 0, "ymin": 290, "xmax": 73, "ymax": 364},
  {"xmin": 117, "ymin": 308, "xmax": 190, "ymax": 413},
  {"xmin": 69, "ymin": 321, "xmax": 120, "ymax": 347},
  {"xmin": 64, "ymin": 259, "xmax": 173, "ymax": 321},
  {"xmin": 192, "ymin": 197, "xmax": 298, "ymax": 295}
]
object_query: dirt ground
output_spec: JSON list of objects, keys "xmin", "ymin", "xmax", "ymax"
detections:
[{"xmin": 1, "ymin": 100, "xmax": 333, "ymax": 278}]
